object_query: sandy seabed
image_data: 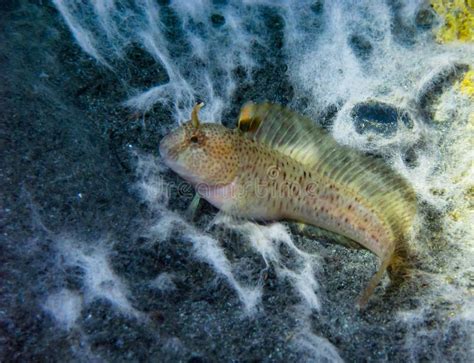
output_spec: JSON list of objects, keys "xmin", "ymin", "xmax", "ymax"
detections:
[{"xmin": 1, "ymin": 1, "xmax": 473, "ymax": 362}]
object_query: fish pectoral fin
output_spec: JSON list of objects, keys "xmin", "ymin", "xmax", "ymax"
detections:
[
  {"xmin": 356, "ymin": 255, "xmax": 392, "ymax": 310},
  {"xmin": 291, "ymin": 222, "xmax": 363, "ymax": 250},
  {"xmin": 185, "ymin": 193, "xmax": 202, "ymax": 221}
]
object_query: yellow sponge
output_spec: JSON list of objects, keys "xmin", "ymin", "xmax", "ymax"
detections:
[
  {"xmin": 431, "ymin": 0, "xmax": 474, "ymax": 43},
  {"xmin": 458, "ymin": 70, "xmax": 474, "ymax": 98}
]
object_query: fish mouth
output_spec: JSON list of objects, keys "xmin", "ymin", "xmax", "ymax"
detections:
[
  {"xmin": 159, "ymin": 133, "xmax": 182, "ymax": 170},
  {"xmin": 159, "ymin": 134, "xmax": 173, "ymax": 163},
  {"xmin": 164, "ymin": 158, "xmax": 204, "ymax": 186},
  {"xmin": 159, "ymin": 136, "xmax": 202, "ymax": 185}
]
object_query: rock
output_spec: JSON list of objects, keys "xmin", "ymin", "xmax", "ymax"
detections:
[
  {"xmin": 351, "ymin": 101, "xmax": 412, "ymax": 135},
  {"xmin": 210, "ymin": 13, "xmax": 225, "ymax": 27},
  {"xmin": 349, "ymin": 34, "xmax": 373, "ymax": 60},
  {"xmin": 415, "ymin": 7, "xmax": 435, "ymax": 29}
]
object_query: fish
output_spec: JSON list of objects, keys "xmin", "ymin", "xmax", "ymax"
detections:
[{"xmin": 159, "ymin": 102, "xmax": 417, "ymax": 308}]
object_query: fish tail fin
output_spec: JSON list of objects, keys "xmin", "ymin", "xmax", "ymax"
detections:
[
  {"xmin": 357, "ymin": 240, "xmax": 417, "ymax": 310},
  {"xmin": 357, "ymin": 255, "xmax": 391, "ymax": 310},
  {"xmin": 387, "ymin": 240, "xmax": 420, "ymax": 287}
]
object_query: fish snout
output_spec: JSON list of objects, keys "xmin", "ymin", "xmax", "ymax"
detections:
[{"xmin": 159, "ymin": 133, "xmax": 175, "ymax": 165}]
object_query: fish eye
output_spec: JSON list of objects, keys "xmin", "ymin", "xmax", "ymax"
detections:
[{"xmin": 190, "ymin": 135, "xmax": 199, "ymax": 143}]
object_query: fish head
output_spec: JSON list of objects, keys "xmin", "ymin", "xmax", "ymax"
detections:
[{"xmin": 159, "ymin": 106, "xmax": 239, "ymax": 187}]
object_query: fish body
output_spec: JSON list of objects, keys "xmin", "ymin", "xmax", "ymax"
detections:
[
  {"xmin": 196, "ymin": 134, "xmax": 391, "ymax": 258},
  {"xmin": 160, "ymin": 103, "xmax": 417, "ymax": 307}
]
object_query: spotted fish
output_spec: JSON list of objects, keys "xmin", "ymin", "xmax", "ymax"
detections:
[{"xmin": 159, "ymin": 102, "xmax": 417, "ymax": 308}]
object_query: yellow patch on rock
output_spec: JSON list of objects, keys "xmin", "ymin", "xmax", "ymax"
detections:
[
  {"xmin": 431, "ymin": 0, "xmax": 474, "ymax": 43},
  {"xmin": 458, "ymin": 70, "xmax": 474, "ymax": 99}
]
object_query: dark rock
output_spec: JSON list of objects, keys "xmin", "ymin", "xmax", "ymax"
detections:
[
  {"xmin": 310, "ymin": 1, "xmax": 324, "ymax": 14},
  {"xmin": 351, "ymin": 101, "xmax": 412, "ymax": 135},
  {"xmin": 387, "ymin": 1, "xmax": 417, "ymax": 46},
  {"xmin": 349, "ymin": 34, "xmax": 373, "ymax": 60},
  {"xmin": 415, "ymin": 63, "xmax": 469, "ymax": 122},
  {"xmin": 415, "ymin": 7, "xmax": 436, "ymax": 29},
  {"xmin": 318, "ymin": 102, "xmax": 343, "ymax": 129},
  {"xmin": 210, "ymin": 13, "xmax": 225, "ymax": 27}
]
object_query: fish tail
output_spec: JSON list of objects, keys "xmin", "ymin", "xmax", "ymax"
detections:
[
  {"xmin": 387, "ymin": 239, "xmax": 420, "ymax": 288},
  {"xmin": 357, "ymin": 255, "xmax": 392, "ymax": 310},
  {"xmin": 357, "ymin": 239, "xmax": 417, "ymax": 310}
]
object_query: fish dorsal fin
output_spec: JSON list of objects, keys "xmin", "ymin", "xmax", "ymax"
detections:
[
  {"xmin": 238, "ymin": 102, "xmax": 417, "ymax": 244},
  {"xmin": 238, "ymin": 102, "xmax": 324, "ymax": 166}
]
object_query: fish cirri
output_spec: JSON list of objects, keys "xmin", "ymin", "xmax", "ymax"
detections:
[{"xmin": 159, "ymin": 102, "xmax": 417, "ymax": 308}]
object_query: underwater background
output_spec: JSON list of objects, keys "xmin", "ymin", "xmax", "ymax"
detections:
[{"xmin": 1, "ymin": 0, "xmax": 473, "ymax": 361}]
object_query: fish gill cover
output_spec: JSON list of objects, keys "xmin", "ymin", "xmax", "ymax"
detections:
[{"xmin": 1, "ymin": 0, "xmax": 473, "ymax": 362}]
